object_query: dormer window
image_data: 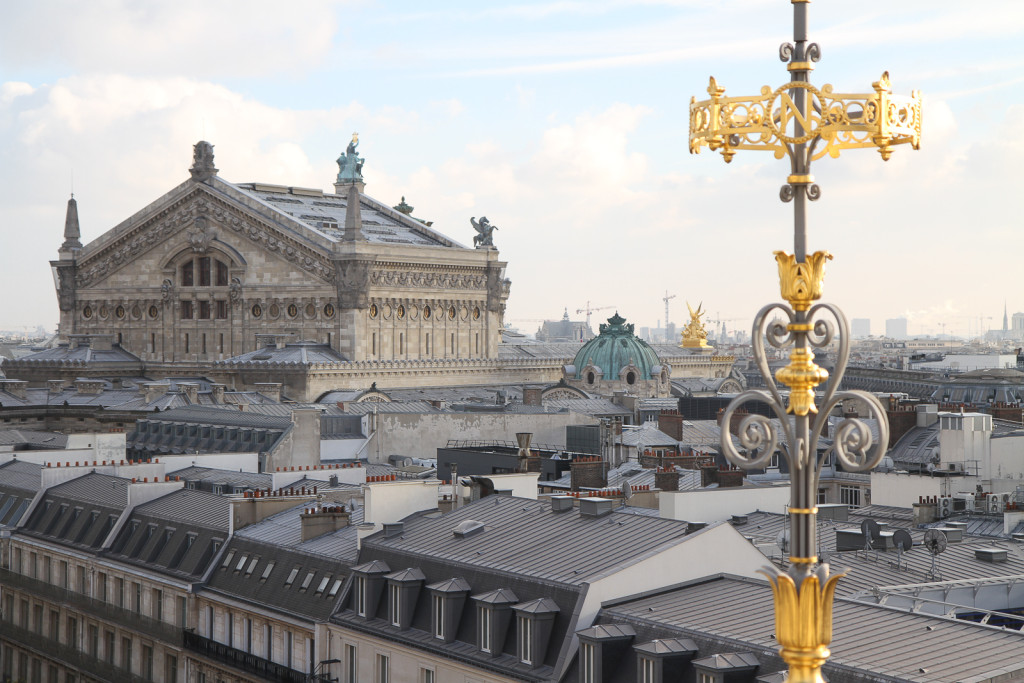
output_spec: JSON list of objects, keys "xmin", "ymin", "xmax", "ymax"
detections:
[
  {"xmin": 473, "ymin": 587, "xmax": 517, "ymax": 657},
  {"xmin": 632, "ymin": 637, "xmax": 698, "ymax": 683},
  {"xmin": 576, "ymin": 623, "xmax": 636, "ymax": 682},
  {"xmin": 350, "ymin": 560, "xmax": 391, "ymax": 619},
  {"xmin": 426, "ymin": 577, "xmax": 470, "ymax": 644},
  {"xmin": 518, "ymin": 616, "xmax": 533, "ymax": 664},
  {"xmin": 513, "ymin": 598, "xmax": 559, "ymax": 669},
  {"xmin": 691, "ymin": 651, "xmax": 759, "ymax": 683},
  {"xmin": 385, "ymin": 568, "xmax": 424, "ymax": 631}
]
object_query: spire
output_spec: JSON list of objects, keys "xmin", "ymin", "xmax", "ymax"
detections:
[
  {"xmin": 342, "ymin": 184, "xmax": 363, "ymax": 242},
  {"xmin": 61, "ymin": 194, "xmax": 82, "ymax": 252},
  {"xmin": 1004, "ymin": 301, "xmax": 1009, "ymax": 331}
]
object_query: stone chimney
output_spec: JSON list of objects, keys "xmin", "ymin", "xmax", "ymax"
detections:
[
  {"xmin": 255, "ymin": 383, "xmax": 282, "ymax": 402},
  {"xmin": 300, "ymin": 505, "xmax": 351, "ymax": 542},
  {"xmin": 210, "ymin": 383, "xmax": 226, "ymax": 403},
  {"xmin": 48, "ymin": 380, "xmax": 66, "ymax": 394},
  {"xmin": 0, "ymin": 380, "xmax": 28, "ymax": 400},
  {"xmin": 522, "ymin": 388, "xmax": 542, "ymax": 406},
  {"xmin": 179, "ymin": 382, "xmax": 199, "ymax": 404},
  {"xmin": 143, "ymin": 382, "xmax": 170, "ymax": 404},
  {"xmin": 74, "ymin": 379, "xmax": 105, "ymax": 395}
]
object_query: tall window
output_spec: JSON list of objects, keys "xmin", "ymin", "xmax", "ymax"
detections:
[
  {"xmin": 420, "ymin": 669, "xmax": 435, "ymax": 683},
  {"xmin": 389, "ymin": 584, "xmax": 401, "ymax": 627},
  {"xmin": 180, "ymin": 256, "xmax": 229, "ymax": 287},
  {"xmin": 518, "ymin": 616, "xmax": 533, "ymax": 665},
  {"xmin": 581, "ymin": 642, "xmax": 595, "ymax": 683},
  {"xmin": 353, "ymin": 576, "xmax": 367, "ymax": 616},
  {"xmin": 432, "ymin": 594, "xmax": 445, "ymax": 640},
  {"xmin": 640, "ymin": 656, "xmax": 655, "ymax": 683},
  {"xmin": 376, "ymin": 654, "xmax": 389, "ymax": 683},
  {"xmin": 345, "ymin": 644, "xmax": 357, "ymax": 683},
  {"xmin": 840, "ymin": 484, "xmax": 862, "ymax": 507},
  {"xmin": 478, "ymin": 607, "xmax": 492, "ymax": 653}
]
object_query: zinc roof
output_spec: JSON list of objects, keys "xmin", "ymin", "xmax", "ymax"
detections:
[
  {"xmin": 603, "ymin": 574, "xmax": 1024, "ymax": 683},
  {"xmin": 365, "ymin": 496, "xmax": 696, "ymax": 586},
  {"xmin": 0, "ymin": 459, "xmax": 43, "ymax": 492}
]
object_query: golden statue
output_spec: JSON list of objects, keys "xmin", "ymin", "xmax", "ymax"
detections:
[{"xmin": 680, "ymin": 301, "xmax": 710, "ymax": 348}]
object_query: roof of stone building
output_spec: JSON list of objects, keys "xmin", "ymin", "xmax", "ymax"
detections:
[
  {"xmin": 596, "ymin": 574, "xmax": 1024, "ymax": 683},
  {"xmin": 1, "ymin": 342, "xmax": 143, "ymax": 366},
  {"xmin": 169, "ymin": 466, "xmax": 273, "ymax": 490},
  {"xmin": 0, "ymin": 379, "xmax": 276, "ymax": 412},
  {"xmin": 571, "ymin": 313, "xmax": 663, "ymax": 381},
  {"xmin": 19, "ymin": 473, "xmax": 131, "ymax": 549},
  {"xmin": 106, "ymin": 488, "xmax": 230, "ymax": 580},
  {"xmin": 0, "ymin": 429, "xmax": 68, "ymax": 449},
  {"xmin": 618, "ymin": 422, "xmax": 679, "ymax": 448},
  {"xmin": 365, "ymin": 495, "xmax": 695, "ymax": 587},
  {"xmin": 0, "ymin": 460, "xmax": 43, "ymax": 526},
  {"xmin": 232, "ymin": 182, "xmax": 466, "ymax": 249},
  {"xmin": 218, "ymin": 340, "xmax": 349, "ymax": 365}
]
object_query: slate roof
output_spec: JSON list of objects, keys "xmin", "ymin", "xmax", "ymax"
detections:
[
  {"xmin": 618, "ymin": 422, "xmax": 678, "ymax": 448},
  {"xmin": 218, "ymin": 340, "xmax": 348, "ymax": 365},
  {"xmin": 0, "ymin": 460, "xmax": 42, "ymax": 526},
  {"xmin": 0, "ymin": 430, "xmax": 68, "ymax": 449},
  {"xmin": 232, "ymin": 182, "xmax": 464, "ymax": 248},
  {"xmin": 599, "ymin": 574, "xmax": 1024, "ymax": 683},
  {"xmin": 364, "ymin": 496, "xmax": 694, "ymax": 587},
  {"xmin": 4, "ymin": 342, "xmax": 143, "ymax": 365},
  {"xmin": 106, "ymin": 488, "xmax": 230, "ymax": 580},
  {"xmin": 20, "ymin": 473, "xmax": 130, "ymax": 549},
  {"xmin": 170, "ymin": 466, "xmax": 272, "ymax": 491}
]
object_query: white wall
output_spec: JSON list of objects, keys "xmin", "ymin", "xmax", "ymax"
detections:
[
  {"xmin": 476, "ymin": 473, "xmax": 539, "ymax": 499},
  {"xmin": 162, "ymin": 452, "xmax": 261, "ymax": 474},
  {"xmin": 659, "ymin": 485, "xmax": 791, "ymax": 523},
  {"xmin": 363, "ymin": 480, "xmax": 439, "ymax": 530},
  {"xmin": 869, "ymin": 470, "xmax": 982, "ymax": 506},
  {"xmin": 370, "ymin": 411, "xmax": 598, "ymax": 463}
]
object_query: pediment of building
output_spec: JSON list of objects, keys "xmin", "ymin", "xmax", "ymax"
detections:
[{"xmin": 75, "ymin": 184, "xmax": 336, "ymax": 289}]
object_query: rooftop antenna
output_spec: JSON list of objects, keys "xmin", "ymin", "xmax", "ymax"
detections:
[
  {"xmin": 775, "ymin": 528, "xmax": 790, "ymax": 565},
  {"xmin": 892, "ymin": 529, "xmax": 912, "ymax": 571},
  {"xmin": 861, "ymin": 518, "xmax": 881, "ymax": 560},
  {"xmin": 620, "ymin": 481, "xmax": 632, "ymax": 508},
  {"xmin": 922, "ymin": 528, "xmax": 948, "ymax": 580}
]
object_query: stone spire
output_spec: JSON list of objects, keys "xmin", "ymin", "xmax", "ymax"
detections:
[
  {"xmin": 342, "ymin": 184, "xmax": 364, "ymax": 242},
  {"xmin": 61, "ymin": 194, "xmax": 82, "ymax": 253},
  {"xmin": 1005, "ymin": 301, "xmax": 1009, "ymax": 332}
]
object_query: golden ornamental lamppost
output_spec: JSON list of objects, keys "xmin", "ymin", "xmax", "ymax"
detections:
[{"xmin": 689, "ymin": 2, "xmax": 921, "ymax": 682}]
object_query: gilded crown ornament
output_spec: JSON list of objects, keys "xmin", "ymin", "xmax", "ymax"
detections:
[{"xmin": 689, "ymin": 2, "xmax": 919, "ymax": 681}]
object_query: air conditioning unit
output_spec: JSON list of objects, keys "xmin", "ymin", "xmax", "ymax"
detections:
[
  {"xmin": 988, "ymin": 495, "xmax": 1003, "ymax": 514},
  {"xmin": 939, "ymin": 497, "xmax": 953, "ymax": 518}
]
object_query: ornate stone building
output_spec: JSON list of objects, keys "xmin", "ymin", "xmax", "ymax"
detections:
[{"xmin": 49, "ymin": 140, "xmax": 509, "ymax": 368}]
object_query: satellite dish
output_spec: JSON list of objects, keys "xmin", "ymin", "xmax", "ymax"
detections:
[
  {"xmin": 861, "ymin": 519, "xmax": 880, "ymax": 553},
  {"xmin": 893, "ymin": 529, "xmax": 913, "ymax": 570},
  {"xmin": 622, "ymin": 481, "xmax": 633, "ymax": 500},
  {"xmin": 775, "ymin": 529, "xmax": 790, "ymax": 556}
]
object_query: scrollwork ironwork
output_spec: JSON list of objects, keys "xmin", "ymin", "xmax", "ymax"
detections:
[
  {"xmin": 806, "ymin": 183, "xmax": 821, "ymax": 201},
  {"xmin": 806, "ymin": 43, "xmax": 821, "ymax": 63},
  {"xmin": 779, "ymin": 42, "xmax": 794, "ymax": 62},
  {"xmin": 780, "ymin": 185, "xmax": 795, "ymax": 203}
]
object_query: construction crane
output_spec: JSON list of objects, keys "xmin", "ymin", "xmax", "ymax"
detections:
[
  {"xmin": 576, "ymin": 302, "xmax": 616, "ymax": 328},
  {"xmin": 663, "ymin": 291, "xmax": 677, "ymax": 329}
]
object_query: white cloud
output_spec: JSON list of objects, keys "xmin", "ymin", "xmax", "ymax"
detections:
[{"xmin": 0, "ymin": 0, "xmax": 340, "ymax": 77}]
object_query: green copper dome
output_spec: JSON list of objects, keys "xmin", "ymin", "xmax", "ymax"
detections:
[{"xmin": 571, "ymin": 312, "xmax": 662, "ymax": 382}]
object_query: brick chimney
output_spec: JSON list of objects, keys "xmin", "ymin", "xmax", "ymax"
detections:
[
  {"xmin": 570, "ymin": 456, "xmax": 607, "ymax": 491},
  {"xmin": 655, "ymin": 467, "xmax": 679, "ymax": 491},
  {"xmin": 300, "ymin": 505, "xmax": 351, "ymax": 542}
]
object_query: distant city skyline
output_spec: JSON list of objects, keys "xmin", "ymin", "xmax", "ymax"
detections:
[{"xmin": 2, "ymin": 1, "xmax": 1023, "ymax": 340}]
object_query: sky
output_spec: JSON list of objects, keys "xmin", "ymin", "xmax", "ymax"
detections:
[{"xmin": 2, "ymin": 0, "xmax": 1023, "ymax": 340}]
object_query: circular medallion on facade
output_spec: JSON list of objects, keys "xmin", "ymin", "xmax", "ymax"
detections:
[
  {"xmin": 369, "ymin": 303, "xmax": 379, "ymax": 319},
  {"xmin": 460, "ymin": 306, "xmax": 469, "ymax": 320},
  {"xmin": 305, "ymin": 303, "xmax": 316, "ymax": 318},
  {"xmin": 381, "ymin": 304, "xmax": 392, "ymax": 319},
  {"xmin": 422, "ymin": 305, "xmax": 431, "ymax": 320},
  {"xmin": 99, "ymin": 305, "xmax": 109, "ymax": 319},
  {"xmin": 397, "ymin": 304, "xmax": 406, "ymax": 320},
  {"xmin": 252, "ymin": 304, "xmax": 263, "ymax": 318},
  {"xmin": 269, "ymin": 303, "xmax": 280, "ymax": 319},
  {"xmin": 324, "ymin": 303, "xmax": 336, "ymax": 318},
  {"xmin": 115, "ymin": 305, "xmax": 126, "ymax": 319},
  {"xmin": 131, "ymin": 305, "xmax": 142, "ymax": 320},
  {"xmin": 472, "ymin": 306, "xmax": 481, "ymax": 320},
  {"xmin": 287, "ymin": 304, "xmax": 299, "ymax": 318},
  {"xmin": 448, "ymin": 306, "xmax": 456, "ymax": 320},
  {"xmin": 148, "ymin": 305, "xmax": 159, "ymax": 319},
  {"xmin": 83, "ymin": 305, "xmax": 93, "ymax": 319}
]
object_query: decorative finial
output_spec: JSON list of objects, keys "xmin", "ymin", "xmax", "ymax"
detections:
[
  {"xmin": 61, "ymin": 194, "xmax": 82, "ymax": 251},
  {"xmin": 189, "ymin": 141, "xmax": 218, "ymax": 181}
]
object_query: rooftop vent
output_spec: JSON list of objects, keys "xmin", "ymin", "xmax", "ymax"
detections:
[
  {"xmin": 452, "ymin": 519, "xmax": 486, "ymax": 538},
  {"xmin": 550, "ymin": 496, "xmax": 574, "ymax": 513},
  {"xmin": 579, "ymin": 497, "xmax": 614, "ymax": 518},
  {"xmin": 975, "ymin": 547, "xmax": 1008, "ymax": 563},
  {"xmin": 730, "ymin": 515, "xmax": 748, "ymax": 526},
  {"xmin": 383, "ymin": 522, "xmax": 404, "ymax": 538}
]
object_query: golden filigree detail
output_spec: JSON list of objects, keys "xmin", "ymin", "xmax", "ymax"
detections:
[
  {"xmin": 776, "ymin": 347, "xmax": 829, "ymax": 416},
  {"xmin": 760, "ymin": 565, "xmax": 844, "ymax": 683},
  {"xmin": 774, "ymin": 251, "xmax": 832, "ymax": 311},
  {"xmin": 688, "ymin": 74, "xmax": 921, "ymax": 163}
]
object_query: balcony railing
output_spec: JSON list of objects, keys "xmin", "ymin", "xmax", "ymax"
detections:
[
  {"xmin": 183, "ymin": 630, "xmax": 311, "ymax": 683},
  {"xmin": 0, "ymin": 568, "xmax": 182, "ymax": 646},
  {"xmin": 0, "ymin": 621, "xmax": 152, "ymax": 683}
]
